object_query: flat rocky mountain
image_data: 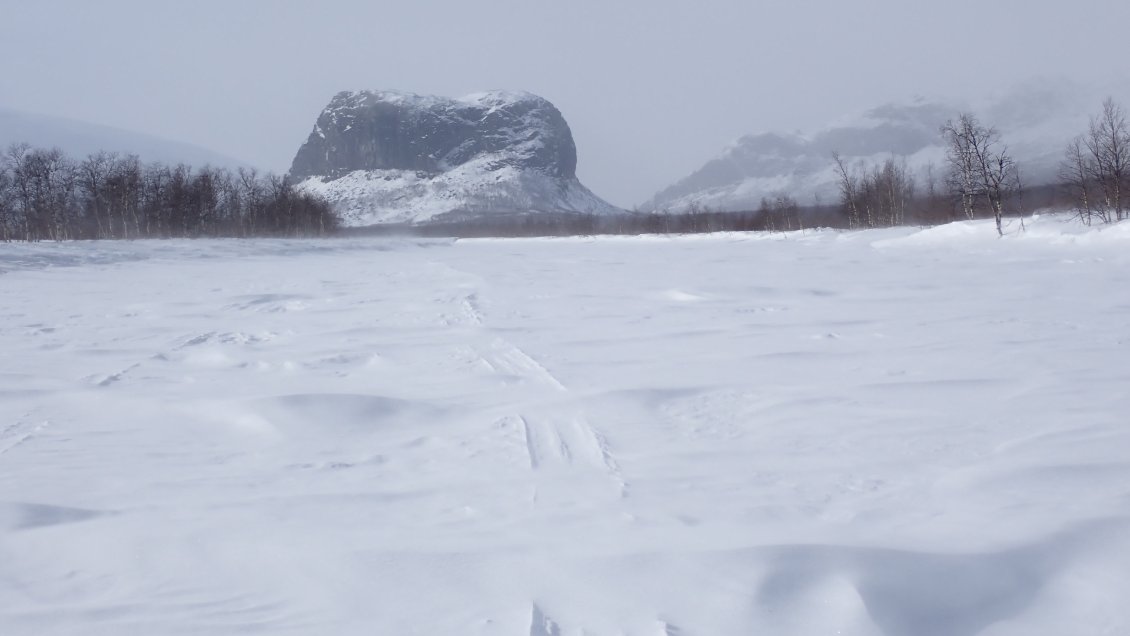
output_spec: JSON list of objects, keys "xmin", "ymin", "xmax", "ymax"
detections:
[{"xmin": 291, "ymin": 90, "xmax": 620, "ymax": 225}]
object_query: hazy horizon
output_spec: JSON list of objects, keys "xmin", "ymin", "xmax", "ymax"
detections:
[{"xmin": 3, "ymin": 0, "xmax": 1130, "ymax": 207}]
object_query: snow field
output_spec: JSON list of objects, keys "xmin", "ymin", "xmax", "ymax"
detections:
[{"xmin": 1, "ymin": 215, "xmax": 1128, "ymax": 635}]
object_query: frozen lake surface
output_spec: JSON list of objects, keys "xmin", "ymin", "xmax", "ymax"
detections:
[{"xmin": 2, "ymin": 216, "xmax": 1129, "ymax": 635}]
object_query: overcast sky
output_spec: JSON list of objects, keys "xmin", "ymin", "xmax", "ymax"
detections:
[{"xmin": 2, "ymin": 0, "xmax": 1130, "ymax": 207}]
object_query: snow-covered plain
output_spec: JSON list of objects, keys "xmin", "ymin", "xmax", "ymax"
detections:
[{"xmin": 1, "ymin": 216, "xmax": 1129, "ymax": 635}]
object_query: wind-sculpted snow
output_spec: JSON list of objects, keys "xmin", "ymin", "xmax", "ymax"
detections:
[{"xmin": 1, "ymin": 215, "xmax": 1129, "ymax": 634}]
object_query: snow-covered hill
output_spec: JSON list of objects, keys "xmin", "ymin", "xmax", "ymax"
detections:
[
  {"xmin": 291, "ymin": 90, "xmax": 622, "ymax": 225},
  {"xmin": 645, "ymin": 83, "xmax": 1104, "ymax": 213},
  {"xmin": 0, "ymin": 108, "xmax": 249, "ymax": 169}
]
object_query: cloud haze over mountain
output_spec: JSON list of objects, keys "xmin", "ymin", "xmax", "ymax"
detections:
[
  {"xmin": 0, "ymin": 108, "xmax": 249, "ymax": 169},
  {"xmin": 2, "ymin": 0, "xmax": 1129, "ymax": 207},
  {"xmin": 645, "ymin": 79, "xmax": 1127, "ymax": 213}
]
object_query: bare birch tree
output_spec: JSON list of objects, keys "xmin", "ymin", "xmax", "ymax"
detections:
[
  {"xmin": 941, "ymin": 113, "xmax": 1017, "ymax": 235},
  {"xmin": 832, "ymin": 153, "xmax": 915, "ymax": 228},
  {"xmin": 1059, "ymin": 99, "xmax": 1130, "ymax": 225},
  {"xmin": 1084, "ymin": 98, "xmax": 1130, "ymax": 223},
  {"xmin": 941, "ymin": 114, "xmax": 983, "ymax": 222},
  {"xmin": 1061, "ymin": 137, "xmax": 1095, "ymax": 225},
  {"xmin": 0, "ymin": 143, "xmax": 336, "ymax": 241},
  {"xmin": 832, "ymin": 151, "xmax": 862, "ymax": 228},
  {"xmin": 0, "ymin": 162, "xmax": 11, "ymax": 242},
  {"xmin": 79, "ymin": 151, "xmax": 116, "ymax": 238},
  {"xmin": 758, "ymin": 194, "xmax": 800, "ymax": 232}
]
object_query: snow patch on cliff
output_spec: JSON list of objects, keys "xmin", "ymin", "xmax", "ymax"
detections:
[
  {"xmin": 299, "ymin": 163, "xmax": 620, "ymax": 226},
  {"xmin": 293, "ymin": 89, "xmax": 621, "ymax": 225}
]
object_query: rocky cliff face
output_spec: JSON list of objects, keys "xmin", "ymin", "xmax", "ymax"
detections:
[{"xmin": 291, "ymin": 90, "xmax": 619, "ymax": 225}]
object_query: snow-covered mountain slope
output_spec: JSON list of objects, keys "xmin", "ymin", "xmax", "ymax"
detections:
[
  {"xmin": 2, "ymin": 215, "xmax": 1129, "ymax": 634},
  {"xmin": 644, "ymin": 83, "xmax": 1104, "ymax": 213},
  {"xmin": 0, "ymin": 108, "xmax": 249, "ymax": 169},
  {"xmin": 291, "ymin": 90, "xmax": 622, "ymax": 225}
]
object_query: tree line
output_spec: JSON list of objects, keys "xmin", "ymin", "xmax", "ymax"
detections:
[
  {"xmin": 832, "ymin": 154, "xmax": 919, "ymax": 230},
  {"xmin": 340, "ymin": 202, "xmax": 833, "ymax": 239},
  {"xmin": 8, "ymin": 98, "xmax": 1123, "ymax": 243},
  {"xmin": 832, "ymin": 116, "xmax": 1019, "ymax": 235},
  {"xmin": 831, "ymin": 98, "xmax": 1130, "ymax": 235},
  {"xmin": 0, "ymin": 144, "xmax": 339, "ymax": 242},
  {"xmin": 1061, "ymin": 98, "xmax": 1130, "ymax": 225}
]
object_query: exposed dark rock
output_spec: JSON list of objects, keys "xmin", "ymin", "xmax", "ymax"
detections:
[{"xmin": 290, "ymin": 90, "xmax": 618, "ymax": 225}]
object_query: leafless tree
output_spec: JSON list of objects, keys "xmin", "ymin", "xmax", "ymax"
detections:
[
  {"xmin": 977, "ymin": 141, "xmax": 1017, "ymax": 236},
  {"xmin": 832, "ymin": 151, "xmax": 862, "ymax": 228},
  {"xmin": 871, "ymin": 157, "xmax": 915, "ymax": 227},
  {"xmin": 1061, "ymin": 137, "xmax": 1095, "ymax": 225},
  {"xmin": 107, "ymin": 155, "xmax": 143, "ymax": 238},
  {"xmin": 921, "ymin": 161, "xmax": 949, "ymax": 223},
  {"xmin": 758, "ymin": 194, "xmax": 800, "ymax": 232},
  {"xmin": 0, "ymin": 143, "xmax": 337, "ymax": 241},
  {"xmin": 941, "ymin": 114, "xmax": 984, "ymax": 222},
  {"xmin": 14, "ymin": 147, "xmax": 76, "ymax": 240},
  {"xmin": 941, "ymin": 113, "xmax": 1017, "ymax": 235},
  {"xmin": 1084, "ymin": 98, "xmax": 1129, "ymax": 223},
  {"xmin": 79, "ymin": 151, "xmax": 117, "ymax": 238},
  {"xmin": 142, "ymin": 163, "xmax": 170, "ymax": 237},
  {"xmin": 5, "ymin": 143, "xmax": 33, "ymax": 240},
  {"xmin": 237, "ymin": 167, "xmax": 262, "ymax": 236},
  {"xmin": 831, "ymin": 153, "xmax": 915, "ymax": 228},
  {"xmin": 0, "ymin": 162, "xmax": 12, "ymax": 242},
  {"xmin": 0, "ymin": 155, "xmax": 12, "ymax": 242}
]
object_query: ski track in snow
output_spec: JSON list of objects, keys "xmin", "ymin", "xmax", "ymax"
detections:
[
  {"xmin": 475, "ymin": 337, "xmax": 568, "ymax": 392},
  {"xmin": 1, "ymin": 217, "xmax": 1130, "ymax": 635},
  {"xmin": 433, "ymin": 256, "xmax": 625, "ymax": 506}
]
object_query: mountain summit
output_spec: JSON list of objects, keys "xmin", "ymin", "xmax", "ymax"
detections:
[{"xmin": 291, "ymin": 90, "xmax": 620, "ymax": 225}]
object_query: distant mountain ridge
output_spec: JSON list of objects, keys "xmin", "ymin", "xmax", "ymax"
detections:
[
  {"xmin": 291, "ymin": 90, "xmax": 621, "ymax": 225},
  {"xmin": 0, "ymin": 108, "xmax": 249, "ymax": 169},
  {"xmin": 644, "ymin": 83, "xmax": 1103, "ymax": 213}
]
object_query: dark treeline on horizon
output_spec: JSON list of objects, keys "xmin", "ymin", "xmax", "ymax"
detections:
[
  {"xmin": 829, "ymin": 98, "xmax": 1130, "ymax": 235},
  {"xmin": 340, "ymin": 207, "xmax": 816, "ymax": 239},
  {"xmin": 0, "ymin": 114, "xmax": 1093, "ymax": 244},
  {"xmin": 338, "ymin": 181, "xmax": 1071, "ymax": 240},
  {"xmin": 0, "ymin": 143, "xmax": 339, "ymax": 242}
]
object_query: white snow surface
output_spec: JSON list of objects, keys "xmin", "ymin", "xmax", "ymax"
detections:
[{"xmin": 2, "ymin": 215, "xmax": 1129, "ymax": 635}]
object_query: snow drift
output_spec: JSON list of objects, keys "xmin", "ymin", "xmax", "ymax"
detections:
[{"xmin": 2, "ymin": 216, "xmax": 1128, "ymax": 634}]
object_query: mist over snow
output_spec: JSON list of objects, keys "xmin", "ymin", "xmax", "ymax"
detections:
[
  {"xmin": 6, "ymin": 1, "xmax": 1130, "ymax": 209},
  {"xmin": 2, "ymin": 216, "xmax": 1130, "ymax": 634},
  {"xmin": 645, "ymin": 79, "xmax": 1130, "ymax": 213}
]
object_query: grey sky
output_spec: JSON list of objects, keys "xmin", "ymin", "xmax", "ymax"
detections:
[{"xmin": 2, "ymin": 0, "xmax": 1129, "ymax": 207}]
